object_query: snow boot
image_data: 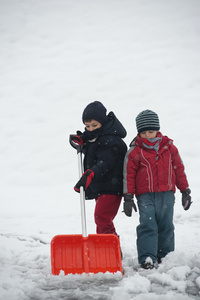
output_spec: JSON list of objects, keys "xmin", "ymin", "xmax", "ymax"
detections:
[{"xmin": 140, "ymin": 257, "xmax": 154, "ymax": 269}]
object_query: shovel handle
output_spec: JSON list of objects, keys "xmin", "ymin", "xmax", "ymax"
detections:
[
  {"xmin": 69, "ymin": 135, "xmax": 83, "ymax": 153},
  {"xmin": 77, "ymin": 148, "xmax": 87, "ymax": 238},
  {"xmin": 80, "ymin": 186, "xmax": 87, "ymax": 237},
  {"xmin": 69, "ymin": 134, "xmax": 87, "ymax": 237}
]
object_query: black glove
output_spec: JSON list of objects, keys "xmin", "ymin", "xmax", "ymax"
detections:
[
  {"xmin": 123, "ymin": 194, "xmax": 137, "ymax": 217},
  {"xmin": 70, "ymin": 131, "xmax": 84, "ymax": 145},
  {"xmin": 74, "ymin": 169, "xmax": 94, "ymax": 192},
  {"xmin": 181, "ymin": 188, "xmax": 192, "ymax": 210}
]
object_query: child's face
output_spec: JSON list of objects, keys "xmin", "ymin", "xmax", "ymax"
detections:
[
  {"xmin": 84, "ymin": 119, "xmax": 102, "ymax": 131},
  {"xmin": 140, "ymin": 130, "xmax": 158, "ymax": 139}
]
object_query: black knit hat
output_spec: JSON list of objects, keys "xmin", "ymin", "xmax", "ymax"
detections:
[
  {"xmin": 136, "ymin": 109, "xmax": 160, "ymax": 133},
  {"xmin": 82, "ymin": 101, "xmax": 107, "ymax": 124}
]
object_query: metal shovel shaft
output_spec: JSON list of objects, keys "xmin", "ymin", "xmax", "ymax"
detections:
[{"xmin": 77, "ymin": 150, "xmax": 87, "ymax": 238}]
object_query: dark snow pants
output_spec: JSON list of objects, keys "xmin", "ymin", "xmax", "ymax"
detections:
[
  {"xmin": 136, "ymin": 191, "xmax": 175, "ymax": 264},
  {"xmin": 94, "ymin": 194, "xmax": 122, "ymax": 235}
]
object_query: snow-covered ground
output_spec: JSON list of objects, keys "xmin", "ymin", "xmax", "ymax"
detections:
[{"xmin": 0, "ymin": 0, "xmax": 200, "ymax": 299}]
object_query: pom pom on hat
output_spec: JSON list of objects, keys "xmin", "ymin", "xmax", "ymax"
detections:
[
  {"xmin": 82, "ymin": 101, "xmax": 107, "ymax": 125},
  {"xmin": 136, "ymin": 109, "xmax": 160, "ymax": 133}
]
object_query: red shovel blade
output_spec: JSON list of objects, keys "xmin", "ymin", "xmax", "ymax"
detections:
[{"xmin": 51, "ymin": 234, "xmax": 123, "ymax": 275}]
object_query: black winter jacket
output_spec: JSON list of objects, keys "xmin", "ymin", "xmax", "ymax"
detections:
[{"xmin": 81, "ymin": 112, "xmax": 127, "ymax": 199}]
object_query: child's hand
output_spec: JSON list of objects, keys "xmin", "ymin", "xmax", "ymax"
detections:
[
  {"xmin": 181, "ymin": 188, "xmax": 192, "ymax": 210},
  {"xmin": 70, "ymin": 134, "xmax": 84, "ymax": 145},
  {"xmin": 74, "ymin": 169, "xmax": 94, "ymax": 192},
  {"xmin": 123, "ymin": 194, "xmax": 137, "ymax": 217}
]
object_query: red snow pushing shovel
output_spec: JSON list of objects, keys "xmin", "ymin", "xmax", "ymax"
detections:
[{"xmin": 51, "ymin": 140, "xmax": 123, "ymax": 275}]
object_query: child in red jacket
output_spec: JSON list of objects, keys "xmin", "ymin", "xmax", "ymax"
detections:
[{"xmin": 123, "ymin": 109, "xmax": 192, "ymax": 269}]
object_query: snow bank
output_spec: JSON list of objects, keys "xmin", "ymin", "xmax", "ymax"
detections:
[{"xmin": 0, "ymin": 0, "xmax": 200, "ymax": 299}]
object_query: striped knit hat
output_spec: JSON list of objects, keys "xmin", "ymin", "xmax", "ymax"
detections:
[{"xmin": 136, "ymin": 109, "xmax": 160, "ymax": 133}]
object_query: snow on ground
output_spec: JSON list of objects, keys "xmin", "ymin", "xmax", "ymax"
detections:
[{"xmin": 0, "ymin": 0, "xmax": 200, "ymax": 299}]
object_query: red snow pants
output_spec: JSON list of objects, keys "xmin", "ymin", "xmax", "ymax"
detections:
[{"xmin": 94, "ymin": 194, "xmax": 122, "ymax": 235}]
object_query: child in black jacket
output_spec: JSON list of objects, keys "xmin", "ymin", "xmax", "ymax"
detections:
[{"xmin": 71, "ymin": 101, "xmax": 127, "ymax": 236}]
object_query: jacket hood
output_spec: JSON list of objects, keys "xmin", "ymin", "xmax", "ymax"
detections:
[
  {"xmin": 82, "ymin": 111, "xmax": 126, "ymax": 142},
  {"xmin": 102, "ymin": 111, "xmax": 127, "ymax": 138}
]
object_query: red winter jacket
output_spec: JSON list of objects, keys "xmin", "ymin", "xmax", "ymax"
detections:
[{"xmin": 123, "ymin": 132, "xmax": 189, "ymax": 196}]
